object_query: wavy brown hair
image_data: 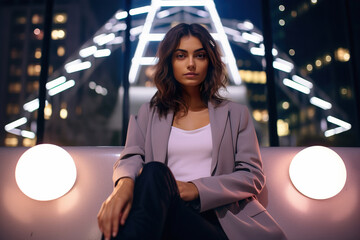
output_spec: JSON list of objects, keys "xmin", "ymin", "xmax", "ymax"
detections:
[{"xmin": 150, "ymin": 23, "xmax": 226, "ymax": 117}]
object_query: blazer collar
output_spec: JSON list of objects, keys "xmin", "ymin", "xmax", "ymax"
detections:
[{"xmin": 150, "ymin": 101, "xmax": 229, "ymax": 173}]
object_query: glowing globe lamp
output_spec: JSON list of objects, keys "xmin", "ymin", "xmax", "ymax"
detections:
[
  {"xmin": 289, "ymin": 146, "xmax": 347, "ymax": 200},
  {"xmin": 15, "ymin": 144, "xmax": 77, "ymax": 201}
]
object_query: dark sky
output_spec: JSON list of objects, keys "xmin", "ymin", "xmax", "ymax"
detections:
[{"xmin": 88, "ymin": 0, "xmax": 263, "ymax": 30}]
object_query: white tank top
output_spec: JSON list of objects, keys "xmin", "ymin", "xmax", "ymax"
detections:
[{"xmin": 167, "ymin": 124, "xmax": 212, "ymax": 182}]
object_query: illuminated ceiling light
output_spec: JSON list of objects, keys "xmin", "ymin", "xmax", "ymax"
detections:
[
  {"xmin": 283, "ymin": 78, "xmax": 310, "ymax": 94},
  {"xmin": 112, "ymin": 23, "xmax": 127, "ymax": 32},
  {"xmin": 94, "ymin": 49, "xmax": 111, "ymax": 58},
  {"xmin": 292, "ymin": 75, "xmax": 313, "ymax": 89},
  {"xmin": 223, "ymin": 27, "xmax": 241, "ymax": 37},
  {"xmin": 23, "ymin": 99, "xmax": 49, "ymax": 112},
  {"xmin": 157, "ymin": 9, "xmax": 170, "ymax": 18},
  {"xmin": 129, "ymin": 5, "xmax": 151, "ymax": 15},
  {"xmin": 279, "ymin": 5, "xmax": 285, "ymax": 11},
  {"xmin": 5, "ymin": 117, "xmax": 27, "ymax": 132},
  {"xmin": 327, "ymin": 116, "xmax": 351, "ymax": 130},
  {"xmin": 310, "ymin": 97, "xmax": 332, "ymax": 110},
  {"xmin": 109, "ymin": 36, "xmax": 124, "ymax": 45},
  {"xmin": 273, "ymin": 58, "xmax": 294, "ymax": 73},
  {"xmin": 46, "ymin": 76, "xmax": 66, "ymax": 90},
  {"xmin": 325, "ymin": 55, "xmax": 332, "ymax": 62},
  {"xmin": 79, "ymin": 46, "xmax": 97, "ymax": 58},
  {"xmin": 15, "ymin": 144, "xmax": 77, "ymax": 201},
  {"xmin": 65, "ymin": 60, "xmax": 91, "ymax": 73},
  {"xmin": 306, "ymin": 64, "xmax": 313, "ymax": 71},
  {"xmin": 130, "ymin": 25, "xmax": 144, "ymax": 36},
  {"xmin": 115, "ymin": 11, "xmax": 128, "ymax": 20},
  {"xmin": 23, "ymin": 99, "xmax": 39, "ymax": 112},
  {"xmin": 241, "ymin": 32, "xmax": 262, "ymax": 44},
  {"xmin": 250, "ymin": 47, "xmax": 265, "ymax": 56},
  {"xmin": 311, "ymin": 0, "xmax": 318, "ymax": 4},
  {"xmin": 325, "ymin": 127, "xmax": 348, "ymax": 137},
  {"xmin": 48, "ymin": 80, "xmax": 75, "ymax": 96},
  {"xmin": 289, "ymin": 49, "xmax": 295, "ymax": 56},
  {"xmin": 289, "ymin": 146, "xmax": 347, "ymax": 199},
  {"xmin": 315, "ymin": 59, "xmax": 322, "ymax": 67},
  {"xmin": 94, "ymin": 33, "xmax": 115, "ymax": 46},
  {"xmin": 237, "ymin": 20, "xmax": 254, "ymax": 31},
  {"xmin": 21, "ymin": 130, "xmax": 36, "ymax": 139},
  {"xmin": 279, "ymin": 19, "xmax": 285, "ymax": 26}
]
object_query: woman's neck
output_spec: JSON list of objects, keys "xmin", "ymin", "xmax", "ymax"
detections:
[{"xmin": 181, "ymin": 87, "xmax": 206, "ymax": 111}]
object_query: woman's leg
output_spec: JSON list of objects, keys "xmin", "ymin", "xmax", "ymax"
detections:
[{"xmin": 112, "ymin": 162, "xmax": 227, "ymax": 240}]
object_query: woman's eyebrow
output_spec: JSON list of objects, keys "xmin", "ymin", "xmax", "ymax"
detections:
[{"xmin": 174, "ymin": 48, "xmax": 206, "ymax": 53}]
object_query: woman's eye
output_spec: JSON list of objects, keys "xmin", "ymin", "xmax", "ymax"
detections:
[
  {"xmin": 176, "ymin": 53, "xmax": 185, "ymax": 59},
  {"xmin": 196, "ymin": 53, "xmax": 207, "ymax": 59}
]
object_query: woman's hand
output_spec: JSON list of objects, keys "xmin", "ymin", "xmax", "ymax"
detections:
[
  {"xmin": 176, "ymin": 181, "xmax": 199, "ymax": 201},
  {"xmin": 97, "ymin": 177, "xmax": 134, "ymax": 240}
]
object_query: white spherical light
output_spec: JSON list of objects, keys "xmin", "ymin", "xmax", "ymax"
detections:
[
  {"xmin": 289, "ymin": 146, "xmax": 347, "ymax": 200},
  {"xmin": 15, "ymin": 144, "xmax": 77, "ymax": 201}
]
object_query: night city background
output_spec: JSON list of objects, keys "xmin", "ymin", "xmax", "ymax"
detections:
[{"xmin": 0, "ymin": 0, "xmax": 359, "ymax": 147}]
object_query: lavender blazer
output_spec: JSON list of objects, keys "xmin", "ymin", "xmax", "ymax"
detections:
[{"xmin": 113, "ymin": 100, "xmax": 286, "ymax": 240}]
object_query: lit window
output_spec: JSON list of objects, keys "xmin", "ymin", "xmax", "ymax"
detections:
[
  {"xmin": 10, "ymin": 65, "xmax": 22, "ymax": 76},
  {"xmin": 54, "ymin": 13, "xmax": 67, "ymax": 24},
  {"xmin": 15, "ymin": 16, "xmax": 26, "ymax": 24},
  {"xmin": 35, "ymin": 48, "xmax": 42, "ymax": 59},
  {"xmin": 23, "ymin": 138, "xmax": 36, "ymax": 147},
  {"xmin": 5, "ymin": 136, "xmax": 18, "ymax": 147},
  {"xmin": 44, "ymin": 104, "xmax": 52, "ymax": 120},
  {"xmin": 335, "ymin": 48, "xmax": 350, "ymax": 62},
  {"xmin": 32, "ymin": 14, "xmax": 43, "ymax": 24},
  {"xmin": 51, "ymin": 29, "xmax": 66, "ymax": 40},
  {"xmin": 291, "ymin": 11, "xmax": 297, "ymax": 18},
  {"xmin": 8, "ymin": 83, "xmax": 22, "ymax": 93},
  {"xmin": 57, "ymin": 46, "xmax": 65, "ymax": 56},
  {"xmin": 6, "ymin": 104, "xmax": 20, "ymax": 115},
  {"xmin": 277, "ymin": 119, "xmax": 289, "ymax": 137},
  {"xmin": 26, "ymin": 81, "xmax": 39, "ymax": 93},
  {"xmin": 10, "ymin": 49, "xmax": 21, "ymax": 59},
  {"xmin": 27, "ymin": 64, "xmax": 41, "ymax": 76}
]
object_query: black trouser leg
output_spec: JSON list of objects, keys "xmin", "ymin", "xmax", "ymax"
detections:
[{"xmin": 112, "ymin": 162, "xmax": 228, "ymax": 240}]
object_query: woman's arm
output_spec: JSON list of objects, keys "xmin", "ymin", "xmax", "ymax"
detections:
[
  {"xmin": 113, "ymin": 103, "xmax": 151, "ymax": 183},
  {"xmin": 191, "ymin": 105, "xmax": 265, "ymax": 212}
]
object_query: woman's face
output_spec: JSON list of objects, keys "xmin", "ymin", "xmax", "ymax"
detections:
[{"xmin": 171, "ymin": 35, "xmax": 209, "ymax": 91}]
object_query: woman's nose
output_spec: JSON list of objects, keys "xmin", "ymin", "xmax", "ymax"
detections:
[{"xmin": 187, "ymin": 57, "xmax": 195, "ymax": 70}]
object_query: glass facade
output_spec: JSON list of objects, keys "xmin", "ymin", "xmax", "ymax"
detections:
[{"xmin": 0, "ymin": 0, "xmax": 359, "ymax": 147}]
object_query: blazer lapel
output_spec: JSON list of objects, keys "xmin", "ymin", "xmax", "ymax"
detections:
[
  {"xmin": 209, "ymin": 101, "xmax": 229, "ymax": 174},
  {"xmin": 151, "ymin": 110, "xmax": 174, "ymax": 164}
]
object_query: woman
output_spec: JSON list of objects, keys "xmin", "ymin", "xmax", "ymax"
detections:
[{"xmin": 98, "ymin": 23, "xmax": 286, "ymax": 240}]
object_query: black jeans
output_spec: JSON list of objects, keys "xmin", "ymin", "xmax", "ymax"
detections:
[{"xmin": 107, "ymin": 162, "xmax": 228, "ymax": 240}]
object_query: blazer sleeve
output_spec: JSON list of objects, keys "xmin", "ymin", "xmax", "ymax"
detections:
[
  {"xmin": 191, "ymin": 105, "xmax": 265, "ymax": 212},
  {"xmin": 112, "ymin": 103, "xmax": 150, "ymax": 185}
]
